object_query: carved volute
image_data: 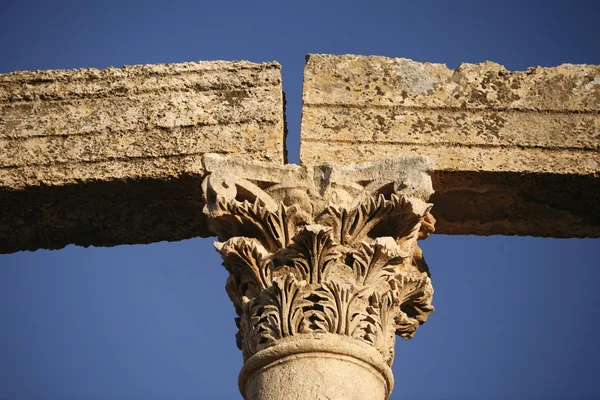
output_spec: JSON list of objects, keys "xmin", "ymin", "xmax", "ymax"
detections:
[{"xmin": 202, "ymin": 154, "xmax": 436, "ymax": 369}]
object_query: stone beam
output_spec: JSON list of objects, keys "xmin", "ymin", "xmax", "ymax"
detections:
[
  {"xmin": 0, "ymin": 61, "xmax": 286, "ymax": 253},
  {"xmin": 300, "ymin": 54, "xmax": 600, "ymax": 237},
  {"xmin": 202, "ymin": 154, "xmax": 435, "ymax": 399}
]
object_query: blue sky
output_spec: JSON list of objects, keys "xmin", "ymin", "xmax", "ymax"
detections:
[{"xmin": 1, "ymin": 1, "xmax": 599, "ymax": 399}]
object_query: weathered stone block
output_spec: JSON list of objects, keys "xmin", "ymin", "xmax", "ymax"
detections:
[
  {"xmin": 0, "ymin": 61, "xmax": 286, "ymax": 252},
  {"xmin": 300, "ymin": 54, "xmax": 600, "ymax": 237}
]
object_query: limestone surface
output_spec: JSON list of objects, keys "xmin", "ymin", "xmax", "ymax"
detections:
[
  {"xmin": 0, "ymin": 61, "xmax": 285, "ymax": 252},
  {"xmin": 300, "ymin": 54, "xmax": 600, "ymax": 237}
]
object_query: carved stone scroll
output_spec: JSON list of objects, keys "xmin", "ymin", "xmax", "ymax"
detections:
[{"xmin": 202, "ymin": 153, "xmax": 436, "ymax": 399}]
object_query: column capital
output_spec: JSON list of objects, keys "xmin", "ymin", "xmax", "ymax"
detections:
[{"xmin": 202, "ymin": 154, "xmax": 436, "ymax": 399}]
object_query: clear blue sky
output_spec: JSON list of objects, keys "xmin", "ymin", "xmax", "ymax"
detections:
[{"xmin": 1, "ymin": 1, "xmax": 599, "ymax": 399}]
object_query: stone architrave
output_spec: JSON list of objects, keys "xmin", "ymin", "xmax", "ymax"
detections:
[
  {"xmin": 0, "ymin": 61, "xmax": 285, "ymax": 252},
  {"xmin": 300, "ymin": 54, "xmax": 600, "ymax": 237},
  {"xmin": 202, "ymin": 154, "xmax": 436, "ymax": 400}
]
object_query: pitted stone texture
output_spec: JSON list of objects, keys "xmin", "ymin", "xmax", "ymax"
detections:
[
  {"xmin": 300, "ymin": 54, "xmax": 600, "ymax": 237},
  {"xmin": 0, "ymin": 61, "xmax": 285, "ymax": 252}
]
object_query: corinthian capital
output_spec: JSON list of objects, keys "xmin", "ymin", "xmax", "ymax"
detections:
[{"xmin": 202, "ymin": 154, "xmax": 435, "ymax": 369}]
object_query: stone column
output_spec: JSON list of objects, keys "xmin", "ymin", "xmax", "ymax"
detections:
[{"xmin": 202, "ymin": 154, "xmax": 436, "ymax": 400}]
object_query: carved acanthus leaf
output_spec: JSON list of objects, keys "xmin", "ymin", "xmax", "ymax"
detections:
[
  {"xmin": 276, "ymin": 225, "xmax": 341, "ymax": 284},
  {"xmin": 318, "ymin": 193, "xmax": 420, "ymax": 246},
  {"xmin": 392, "ymin": 271, "xmax": 435, "ymax": 339},
  {"xmin": 216, "ymin": 237, "xmax": 273, "ymax": 294},
  {"xmin": 351, "ymin": 237, "xmax": 406, "ymax": 289},
  {"xmin": 209, "ymin": 199, "xmax": 302, "ymax": 252},
  {"xmin": 352, "ymin": 290, "xmax": 399, "ymax": 365}
]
